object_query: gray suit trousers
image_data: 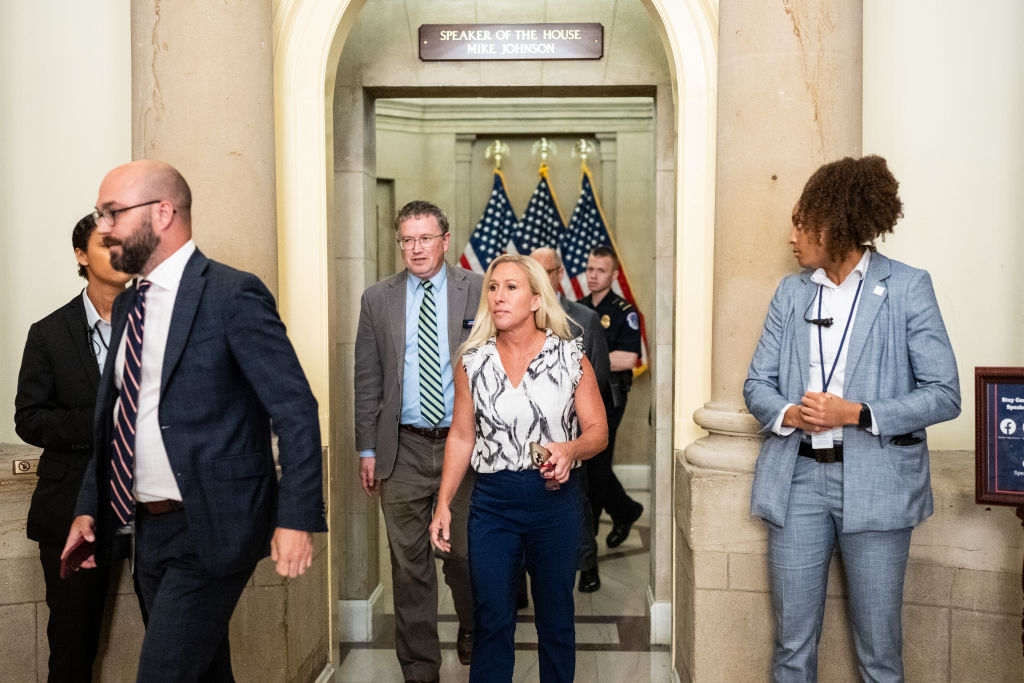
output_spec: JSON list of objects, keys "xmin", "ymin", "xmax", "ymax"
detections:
[{"xmin": 380, "ymin": 429, "xmax": 473, "ymax": 680}]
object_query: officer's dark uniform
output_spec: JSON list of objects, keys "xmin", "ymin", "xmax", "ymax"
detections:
[{"xmin": 581, "ymin": 290, "xmax": 644, "ymax": 536}]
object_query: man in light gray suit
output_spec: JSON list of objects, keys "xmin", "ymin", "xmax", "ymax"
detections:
[
  {"xmin": 354, "ymin": 200, "xmax": 483, "ymax": 681},
  {"xmin": 744, "ymin": 156, "xmax": 960, "ymax": 681}
]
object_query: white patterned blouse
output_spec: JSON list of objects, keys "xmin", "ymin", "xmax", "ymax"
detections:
[{"xmin": 461, "ymin": 330, "xmax": 584, "ymax": 474}]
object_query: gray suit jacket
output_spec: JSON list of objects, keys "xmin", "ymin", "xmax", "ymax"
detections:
[
  {"xmin": 744, "ymin": 251, "xmax": 960, "ymax": 532},
  {"xmin": 354, "ymin": 263, "xmax": 484, "ymax": 480}
]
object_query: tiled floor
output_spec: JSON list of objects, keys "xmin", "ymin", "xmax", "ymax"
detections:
[{"xmin": 339, "ymin": 491, "xmax": 671, "ymax": 682}]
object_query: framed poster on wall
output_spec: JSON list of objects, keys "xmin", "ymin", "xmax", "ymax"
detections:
[{"xmin": 976, "ymin": 367, "xmax": 1024, "ymax": 505}]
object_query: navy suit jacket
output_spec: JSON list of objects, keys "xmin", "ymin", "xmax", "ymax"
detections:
[
  {"xmin": 76, "ymin": 249, "xmax": 326, "ymax": 576},
  {"xmin": 16, "ymin": 294, "xmax": 101, "ymax": 546},
  {"xmin": 744, "ymin": 251, "xmax": 960, "ymax": 532}
]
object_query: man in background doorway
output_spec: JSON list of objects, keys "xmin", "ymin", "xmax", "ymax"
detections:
[
  {"xmin": 64, "ymin": 160, "xmax": 326, "ymax": 681},
  {"xmin": 530, "ymin": 247, "xmax": 610, "ymax": 592},
  {"xmin": 354, "ymin": 200, "xmax": 483, "ymax": 680},
  {"xmin": 581, "ymin": 246, "xmax": 645, "ymax": 548},
  {"xmin": 16, "ymin": 213, "xmax": 134, "ymax": 681}
]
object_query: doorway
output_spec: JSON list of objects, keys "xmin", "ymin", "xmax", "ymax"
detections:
[{"xmin": 272, "ymin": 0, "xmax": 719, "ymax": 676}]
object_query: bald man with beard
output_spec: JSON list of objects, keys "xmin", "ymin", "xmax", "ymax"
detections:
[{"xmin": 64, "ymin": 160, "xmax": 326, "ymax": 682}]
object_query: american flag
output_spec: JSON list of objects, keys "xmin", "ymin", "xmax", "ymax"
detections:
[
  {"xmin": 511, "ymin": 165, "xmax": 565, "ymax": 255},
  {"xmin": 559, "ymin": 163, "xmax": 648, "ymax": 374},
  {"xmin": 460, "ymin": 170, "xmax": 519, "ymax": 273}
]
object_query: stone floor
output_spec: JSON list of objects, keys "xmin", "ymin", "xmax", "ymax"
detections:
[{"xmin": 339, "ymin": 490, "xmax": 671, "ymax": 682}]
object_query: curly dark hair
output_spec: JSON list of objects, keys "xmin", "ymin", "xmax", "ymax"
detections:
[{"xmin": 795, "ymin": 155, "xmax": 904, "ymax": 261}]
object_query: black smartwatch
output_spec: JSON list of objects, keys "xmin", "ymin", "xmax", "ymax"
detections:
[{"xmin": 858, "ymin": 403, "xmax": 872, "ymax": 429}]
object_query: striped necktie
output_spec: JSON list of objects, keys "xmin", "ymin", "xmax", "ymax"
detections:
[
  {"xmin": 418, "ymin": 280, "xmax": 445, "ymax": 426},
  {"xmin": 110, "ymin": 280, "xmax": 151, "ymax": 525}
]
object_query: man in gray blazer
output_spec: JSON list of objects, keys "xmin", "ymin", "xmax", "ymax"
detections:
[
  {"xmin": 744, "ymin": 156, "xmax": 960, "ymax": 680},
  {"xmin": 354, "ymin": 200, "xmax": 483, "ymax": 681}
]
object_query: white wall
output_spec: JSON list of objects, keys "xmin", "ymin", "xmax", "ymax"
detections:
[
  {"xmin": 863, "ymin": 0, "xmax": 1024, "ymax": 450},
  {"xmin": 0, "ymin": 2, "xmax": 131, "ymax": 443}
]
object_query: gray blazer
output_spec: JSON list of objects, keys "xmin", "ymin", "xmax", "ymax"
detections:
[
  {"xmin": 354, "ymin": 263, "xmax": 484, "ymax": 480},
  {"xmin": 744, "ymin": 251, "xmax": 960, "ymax": 533}
]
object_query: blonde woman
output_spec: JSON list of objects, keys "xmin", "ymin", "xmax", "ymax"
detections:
[{"xmin": 429, "ymin": 254, "xmax": 607, "ymax": 682}]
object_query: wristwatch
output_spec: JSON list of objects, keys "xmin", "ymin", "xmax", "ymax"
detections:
[{"xmin": 858, "ymin": 403, "xmax": 872, "ymax": 430}]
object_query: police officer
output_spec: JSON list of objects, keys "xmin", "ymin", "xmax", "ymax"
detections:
[{"xmin": 581, "ymin": 245, "xmax": 644, "ymax": 548}]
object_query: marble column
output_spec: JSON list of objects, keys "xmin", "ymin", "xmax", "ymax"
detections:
[
  {"xmin": 675, "ymin": 1, "xmax": 863, "ymax": 679},
  {"xmin": 131, "ymin": 0, "xmax": 279, "ymax": 289}
]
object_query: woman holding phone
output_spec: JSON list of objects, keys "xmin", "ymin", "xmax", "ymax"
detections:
[{"xmin": 429, "ymin": 253, "xmax": 607, "ymax": 682}]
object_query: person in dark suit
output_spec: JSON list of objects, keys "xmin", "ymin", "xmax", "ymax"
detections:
[
  {"xmin": 354, "ymin": 200, "xmax": 483, "ymax": 680},
  {"xmin": 745, "ymin": 156, "xmax": 960, "ymax": 679},
  {"xmin": 62, "ymin": 160, "xmax": 326, "ymax": 682},
  {"xmin": 530, "ymin": 247, "xmax": 610, "ymax": 593},
  {"xmin": 15, "ymin": 213, "xmax": 133, "ymax": 682}
]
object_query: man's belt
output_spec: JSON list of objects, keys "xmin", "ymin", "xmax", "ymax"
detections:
[
  {"xmin": 138, "ymin": 499, "xmax": 184, "ymax": 515},
  {"xmin": 798, "ymin": 441, "xmax": 843, "ymax": 463},
  {"xmin": 399, "ymin": 424, "xmax": 450, "ymax": 440}
]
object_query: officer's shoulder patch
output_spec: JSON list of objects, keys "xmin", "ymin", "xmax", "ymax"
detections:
[{"xmin": 627, "ymin": 311, "xmax": 639, "ymax": 330}]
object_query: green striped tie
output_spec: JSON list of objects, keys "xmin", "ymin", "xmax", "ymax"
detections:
[{"xmin": 418, "ymin": 280, "xmax": 445, "ymax": 425}]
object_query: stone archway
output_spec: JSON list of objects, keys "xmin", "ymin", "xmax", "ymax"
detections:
[{"xmin": 272, "ymin": 0, "xmax": 717, "ymax": 672}]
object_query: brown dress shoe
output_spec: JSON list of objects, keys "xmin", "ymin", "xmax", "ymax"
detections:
[{"xmin": 457, "ymin": 627, "xmax": 473, "ymax": 665}]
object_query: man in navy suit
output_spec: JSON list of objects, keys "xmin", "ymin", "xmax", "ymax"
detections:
[
  {"xmin": 63, "ymin": 160, "xmax": 326, "ymax": 682},
  {"xmin": 16, "ymin": 213, "xmax": 133, "ymax": 681},
  {"xmin": 745, "ymin": 156, "xmax": 960, "ymax": 680}
]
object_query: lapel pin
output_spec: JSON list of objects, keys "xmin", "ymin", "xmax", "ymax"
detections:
[{"xmin": 873, "ymin": 285, "xmax": 885, "ymax": 296}]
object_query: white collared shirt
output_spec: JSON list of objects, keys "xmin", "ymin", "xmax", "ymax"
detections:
[
  {"xmin": 772, "ymin": 249, "xmax": 878, "ymax": 441},
  {"xmin": 112, "ymin": 240, "xmax": 196, "ymax": 502},
  {"xmin": 82, "ymin": 288, "xmax": 112, "ymax": 371}
]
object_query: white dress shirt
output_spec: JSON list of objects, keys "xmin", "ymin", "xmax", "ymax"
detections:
[
  {"xmin": 772, "ymin": 248, "xmax": 878, "ymax": 443},
  {"xmin": 82, "ymin": 288, "xmax": 112, "ymax": 371},
  {"xmin": 112, "ymin": 240, "xmax": 196, "ymax": 502}
]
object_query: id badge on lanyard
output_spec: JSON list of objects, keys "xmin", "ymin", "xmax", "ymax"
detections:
[{"xmin": 810, "ymin": 279, "xmax": 863, "ymax": 448}]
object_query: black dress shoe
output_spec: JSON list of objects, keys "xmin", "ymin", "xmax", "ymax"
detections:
[
  {"xmin": 578, "ymin": 568, "xmax": 601, "ymax": 593},
  {"xmin": 456, "ymin": 627, "xmax": 473, "ymax": 665},
  {"xmin": 516, "ymin": 592, "xmax": 530, "ymax": 610},
  {"xmin": 606, "ymin": 501, "xmax": 643, "ymax": 548}
]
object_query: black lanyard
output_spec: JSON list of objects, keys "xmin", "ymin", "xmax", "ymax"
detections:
[{"xmin": 817, "ymin": 278, "xmax": 863, "ymax": 393}]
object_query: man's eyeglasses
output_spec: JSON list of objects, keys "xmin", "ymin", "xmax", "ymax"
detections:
[
  {"xmin": 396, "ymin": 234, "xmax": 445, "ymax": 250},
  {"xmin": 92, "ymin": 200, "xmax": 162, "ymax": 226}
]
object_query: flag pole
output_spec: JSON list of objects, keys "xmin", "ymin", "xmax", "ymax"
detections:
[{"xmin": 572, "ymin": 138, "xmax": 649, "ymax": 377}]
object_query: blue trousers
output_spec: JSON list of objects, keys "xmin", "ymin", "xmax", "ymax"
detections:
[
  {"xmin": 768, "ymin": 457, "xmax": 912, "ymax": 682},
  {"xmin": 468, "ymin": 469, "xmax": 581, "ymax": 683},
  {"xmin": 134, "ymin": 507, "xmax": 254, "ymax": 682}
]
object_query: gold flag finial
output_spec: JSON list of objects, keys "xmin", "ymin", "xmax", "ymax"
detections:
[
  {"xmin": 573, "ymin": 138, "xmax": 596, "ymax": 164},
  {"xmin": 532, "ymin": 137, "xmax": 557, "ymax": 164},
  {"xmin": 485, "ymin": 139, "xmax": 510, "ymax": 169}
]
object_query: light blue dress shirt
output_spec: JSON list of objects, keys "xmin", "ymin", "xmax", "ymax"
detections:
[{"xmin": 400, "ymin": 267, "xmax": 454, "ymax": 427}]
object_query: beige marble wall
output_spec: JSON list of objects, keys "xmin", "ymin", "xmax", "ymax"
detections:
[{"xmin": 130, "ymin": 0, "xmax": 279, "ymax": 289}]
